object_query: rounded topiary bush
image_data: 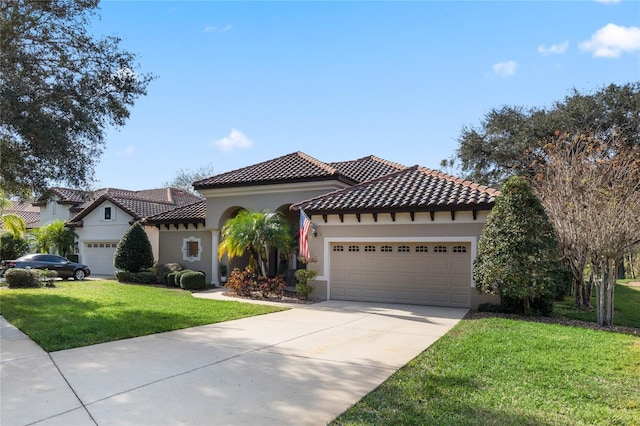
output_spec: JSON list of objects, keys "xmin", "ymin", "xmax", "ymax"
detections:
[
  {"xmin": 179, "ymin": 270, "xmax": 207, "ymax": 290},
  {"xmin": 5, "ymin": 268, "xmax": 42, "ymax": 288},
  {"xmin": 174, "ymin": 269, "xmax": 193, "ymax": 287},
  {"xmin": 159, "ymin": 262, "xmax": 184, "ymax": 285},
  {"xmin": 166, "ymin": 270, "xmax": 180, "ymax": 287}
]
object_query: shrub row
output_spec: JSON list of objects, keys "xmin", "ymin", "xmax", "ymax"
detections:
[
  {"xmin": 115, "ymin": 270, "xmax": 157, "ymax": 284},
  {"xmin": 4, "ymin": 268, "xmax": 57, "ymax": 288},
  {"xmin": 225, "ymin": 267, "xmax": 286, "ymax": 298},
  {"xmin": 166, "ymin": 269, "xmax": 208, "ymax": 290}
]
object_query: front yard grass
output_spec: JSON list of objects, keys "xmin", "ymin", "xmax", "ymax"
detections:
[
  {"xmin": 332, "ymin": 316, "xmax": 640, "ymax": 425},
  {"xmin": 0, "ymin": 280, "xmax": 286, "ymax": 351},
  {"xmin": 555, "ymin": 281, "xmax": 640, "ymax": 328},
  {"xmin": 333, "ymin": 280, "xmax": 640, "ymax": 425}
]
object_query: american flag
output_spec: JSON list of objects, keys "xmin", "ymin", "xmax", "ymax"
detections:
[{"xmin": 299, "ymin": 210, "xmax": 312, "ymax": 260}]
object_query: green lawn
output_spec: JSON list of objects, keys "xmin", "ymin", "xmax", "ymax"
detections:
[
  {"xmin": 555, "ymin": 281, "xmax": 640, "ymax": 328},
  {"xmin": 332, "ymin": 317, "xmax": 640, "ymax": 426},
  {"xmin": 0, "ymin": 280, "xmax": 286, "ymax": 351},
  {"xmin": 333, "ymin": 281, "xmax": 640, "ymax": 425}
]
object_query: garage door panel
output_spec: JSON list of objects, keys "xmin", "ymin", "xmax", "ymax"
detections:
[{"xmin": 330, "ymin": 242, "xmax": 471, "ymax": 307}]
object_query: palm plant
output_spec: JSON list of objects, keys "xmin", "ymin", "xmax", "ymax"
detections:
[
  {"xmin": 29, "ymin": 227, "xmax": 51, "ymax": 254},
  {"xmin": 1, "ymin": 214, "xmax": 27, "ymax": 238},
  {"xmin": 218, "ymin": 210, "xmax": 292, "ymax": 278},
  {"xmin": 46, "ymin": 220, "xmax": 78, "ymax": 257}
]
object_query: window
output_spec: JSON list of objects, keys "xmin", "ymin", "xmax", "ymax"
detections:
[
  {"xmin": 434, "ymin": 245, "xmax": 447, "ymax": 253},
  {"xmin": 453, "ymin": 245, "xmax": 467, "ymax": 253},
  {"xmin": 182, "ymin": 237, "xmax": 202, "ymax": 262},
  {"xmin": 348, "ymin": 245, "xmax": 360, "ymax": 252},
  {"xmin": 364, "ymin": 245, "xmax": 376, "ymax": 252},
  {"xmin": 104, "ymin": 207, "xmax": 112, "ymax": 220},
  {"xmin": 333, "ymin": 245, "xmax": 344, "ymax": 252},
  {"xmin": 381, "ymin": 245, "xmax": 393, "ymax": 252},
  {"xmin": 415, "ymin": 245, "xmax": 428, "ymax": 253},
  {"xmin": 397, "ymin": 245, "xmax": 410, "ymax": 252}
]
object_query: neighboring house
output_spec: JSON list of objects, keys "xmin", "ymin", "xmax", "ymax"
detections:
[
  {"xmin": 34, "ymin": 187, "xmax": 202, "ymax": 275},
  {"xmin": 0, "ymin": 201, "xmax": 40, "ymax": 230},
  {"xmin": 144, "ymin": 151, "xmax": 500, "ymax": 309}
]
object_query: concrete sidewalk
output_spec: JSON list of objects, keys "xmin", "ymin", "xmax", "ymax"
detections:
[{"xmin": 1, "ymin": 300, "xmax": 467, "ymax": 426}]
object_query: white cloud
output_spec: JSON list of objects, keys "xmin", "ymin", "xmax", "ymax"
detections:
[
  {"xmin": 211, "ymin": 129, "xmax": 254, "ymax": 152},
  {"xmin": 204, "ymin": 25, "xmax": 233, "ymax": 33},
  {"xmin": 117, "ymin": 145, "xmax": 135, "ymax": 157},
  {"xmin": 492, "ymin": 60, "xmax": 518, "ymax": 77},
  {"xmin": 579, "ymin": 23, "xmax": 640, "ymax": 58},
  {"xmin": 537, "ymin": 41, "xmax": 569, "ymax": 55}
]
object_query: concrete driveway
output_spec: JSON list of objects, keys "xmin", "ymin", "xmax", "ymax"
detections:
[{"xmin": 1, "ymin": 300, "xmax": 467, "ymax": 426}]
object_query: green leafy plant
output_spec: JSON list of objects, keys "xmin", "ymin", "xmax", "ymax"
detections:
[
  {"xmin": 5, "ymin": 268, "xmax": 42, "ymax": 288},
  {"xmin": 218, "ymin": 210, "xmax": 292, "ymax": 278},
  {"xmin": 114, "ymin": 222, "xmax": 155, "ymax": 273},
  {"xmin": 179, "ymin": 270, "xmax": 208, "ymax": 290},
  {"xmin": 158, "ymin": 262, "xmax": 184, "ymax": 284},
  {"xmin": 474, "ymin": 176, "xmax": 561, "ymax": 315},
  {"xmin": 166, "ymin": 271, "xmax": 180, "ymax": 287},
  {"xmin": 225, "ymin": 267, "xmax": 286, "ymax": 298},
  {"xmin": 294, "ymin": 268, "xmax": 318, "ymax": 300},
  {"xmin": 1, "ymin": 233, "xmax": 29, "ymax": 261},
  {"xmin": 115, "ymin": 270, "xmax": 157, "ymax": 284}
]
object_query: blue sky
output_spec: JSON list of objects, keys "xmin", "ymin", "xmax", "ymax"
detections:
[{"xmin": 90, "ymin": 0, "xmax": 640, "ymax": 190}]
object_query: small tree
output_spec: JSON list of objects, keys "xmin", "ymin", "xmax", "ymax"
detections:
[
  {"xmin": 218, "ymin": 210, "xmax": 292, "ymax": 278},
  {"xmin": 114, "ymin": 222, "xmax": 154, "ymax": 273},
  {"xmin": 474, "ymin": 176, "xmax": 561, "ymax": 314},
  {"xmin": 0, "ymin": 233, "xmax": 29, "ymax": 260},
  {"xmin": 45, "ymin": 220, "xmax": 78, "ymax": 257}
]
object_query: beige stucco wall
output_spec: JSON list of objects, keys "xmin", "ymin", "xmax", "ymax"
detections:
[
  {"xmin": 304, "ymin": 210, "xmax": 500, "ymax": 309},
  {"xmin": 157, "ymin": 228, "xmax": 213, "ymax": 281},
  {"xmin": 198, "ymin": 181, "xmax": 350, "ymax": 230}
]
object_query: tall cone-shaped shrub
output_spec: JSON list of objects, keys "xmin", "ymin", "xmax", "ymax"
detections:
[
  {"xmin": 474, "ymin": 176, "xmax": 561, "ymax": 314},
  {"xmin": 114, "ymin": 222, "xmax": 154, "ymax": 272}
]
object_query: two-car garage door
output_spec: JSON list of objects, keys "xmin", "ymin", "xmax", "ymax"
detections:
[{"xmin": 330, "ymin": 242, "xmax": 471, "ymax": 307}]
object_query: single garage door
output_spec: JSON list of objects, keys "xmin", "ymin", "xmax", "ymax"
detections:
[
  {"xmin": 82, "ymin": 242, "xmax": 118, "ymax": 276},
  {"xmin": 330, "ymin": 242, "xmax": 471, "ymax": 307}
]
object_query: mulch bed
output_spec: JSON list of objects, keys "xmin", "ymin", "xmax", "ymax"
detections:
[{"xmin": 222, "ymin": 290, "xmax": 320, "ymax": 305}]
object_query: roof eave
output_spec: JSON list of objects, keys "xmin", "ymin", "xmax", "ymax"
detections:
[
  {"xmin": 194, "ymin": 174, "xmax": 357, "ymax": 191},
  {"xmin": 297, "ymin": 203, "xmax": 496, "ymax": 216}
]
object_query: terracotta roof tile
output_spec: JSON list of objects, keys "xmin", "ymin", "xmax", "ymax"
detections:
[
  {"xmin": 1, "ymin": 202, "xmax": 40, "ymax": 228},
  {"xmin": 193, "ymin": 152, "xmax": 355, "ymax": 189},
  {"xmin": 143, "ymin": 201, "xmax": 207, "ymax": 225},
  {"xmin": 291, "ymin": 166, "xmax": 500, "ymax": 213},
  {"xmin": 66, "ymin": 188, "xmax": 202, "ymax": 225},
  {"xmin": 329, "ymin": 155, "xmax": 407, "ymax": 183}
]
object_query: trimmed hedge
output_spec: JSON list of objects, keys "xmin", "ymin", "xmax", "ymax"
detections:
[
  {"xmin": 115, "ymin": 270, "xmax": 157, "ymax": 284},
  {"xmin": 158, "ymin": 262, "xmax": 184, "ymax": 285},
  {"xmin": 166, "ymin": 271, "xmax": 180, "ymax": 287},
  {"xmin": 5, "ymin": 268, "xmax": 43, "ymax": 288},
  {"xmin": 179, "ymin": 270, "xmax": 208, "ymax": 290}
]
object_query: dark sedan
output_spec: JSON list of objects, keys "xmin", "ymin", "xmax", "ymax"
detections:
[{"xmin": 1, "ymin": 254, "xmax": 91, "ymax": 280}]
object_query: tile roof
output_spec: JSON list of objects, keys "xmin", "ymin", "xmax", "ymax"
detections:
[
  {"xmin": 66, "ymin": 188, "xmax": 203, "ymax": 226},
  {"xmin": 142, "ymin": 200, "xmax": 207, "ymax": 226},
  {"xmin": 328, "ymin": 155, "xmax": 407, "ymax": 183},
  {"xmin": 291, "ymin": 166, "xmax": 500, "ymax": 214},
  {"xmin": 1, "ymin": 202, "xmax": 40, "ymax": 228},
  {"xmin": 33, "ymin": 187, "xmax": 92, "ymax": 206},
  {"xmin": 193, "ymin": 152, "xmax": 357, "ymax": 189}
]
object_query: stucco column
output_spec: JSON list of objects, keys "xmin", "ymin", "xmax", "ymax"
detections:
[{"xmin": 211, "ymin": 229, "xmax": 220, "ymax": 286}]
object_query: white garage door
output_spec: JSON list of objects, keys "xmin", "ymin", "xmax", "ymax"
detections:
[
  {"xmin": 330, "ymin": 242, "xmax": 471, "ymax": 307},
  {"xmin": 83, "ymin": 242, "xmax": 118, "ymax": 276}
]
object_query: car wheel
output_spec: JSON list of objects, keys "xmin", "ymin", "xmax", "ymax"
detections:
[{"xmin": 73, "ymin": 269, "xmax": 86, "ymax": 280}]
